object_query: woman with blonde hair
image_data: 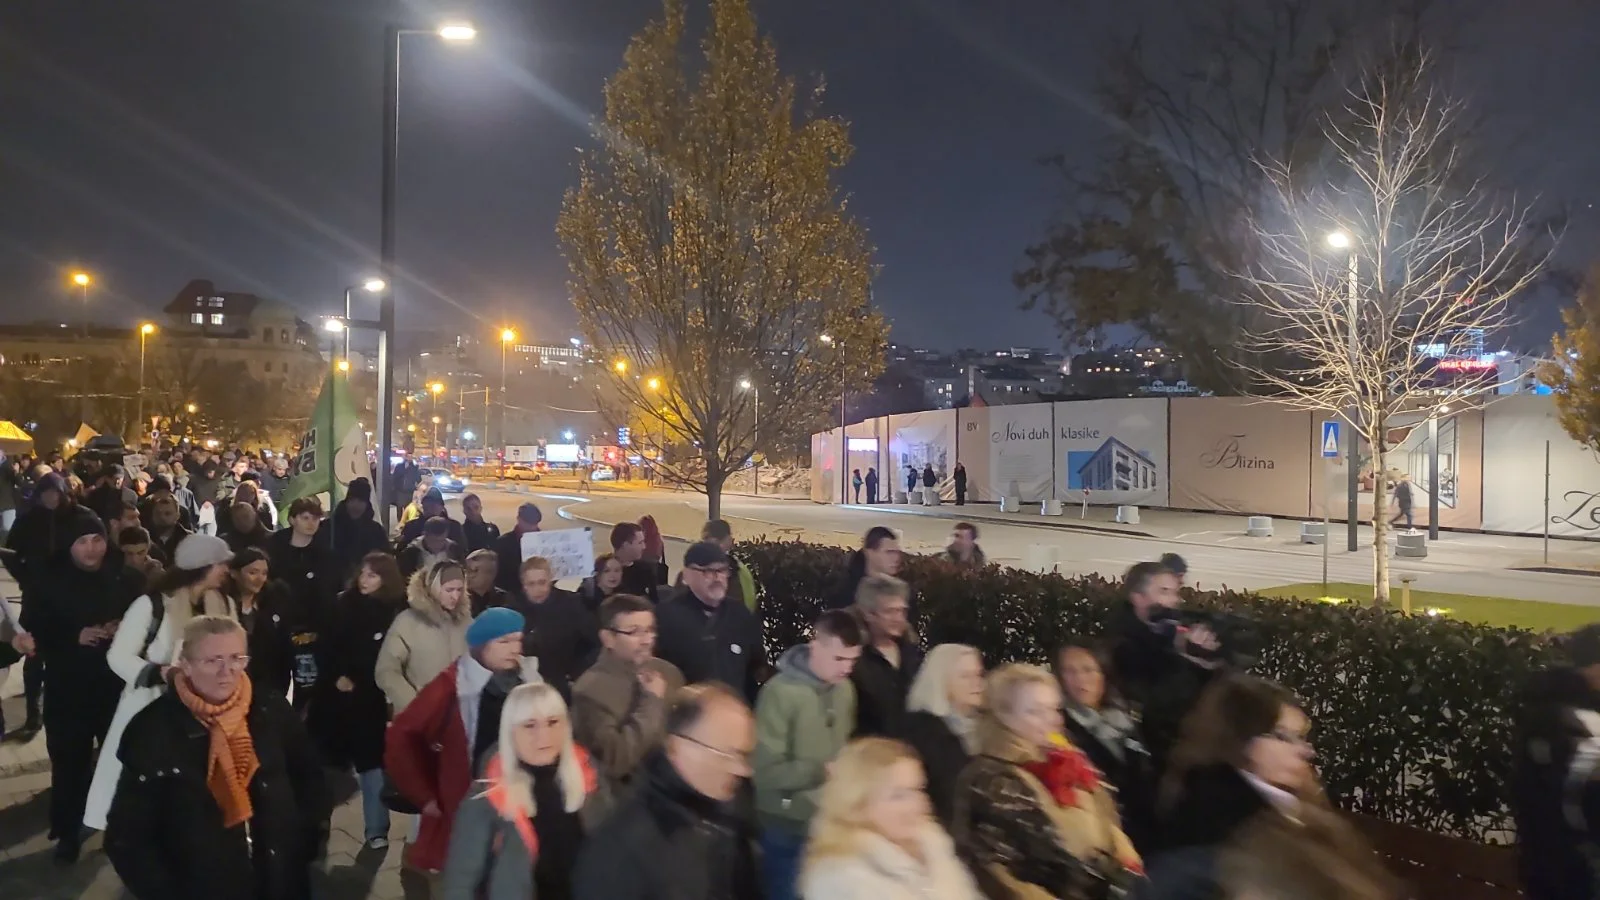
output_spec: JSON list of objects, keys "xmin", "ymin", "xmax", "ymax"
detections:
[
  {"xmin": 439, "ymin": 681, "xmax": 611, "ymax": 900},
  {"xmin": 375, "ymin": 560, "xmax": 471, "ymax": 712},
  {"xmin": 799, "ymin": 737, "xmax": 981, "ymax": 899},
  {"xmin": 897, "ymin": 644, "xmax": 984, "ymax": 825},
  {"xmin": 952, "ymin": 663, "xmax": 1141, "ymax": 899},
  {"xmin": 83, "ymin": 532, "xmax": 236, "ymax": 830}
]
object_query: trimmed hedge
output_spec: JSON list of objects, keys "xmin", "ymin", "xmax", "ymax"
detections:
[{"xmin": 740, "ymin": 540, "xmax": 1562, "ymax": 843}]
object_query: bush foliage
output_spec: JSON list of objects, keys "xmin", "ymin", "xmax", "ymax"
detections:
[{"xmin": 740, "ymin": 540, "xmax": 1561, "ymax": 842}]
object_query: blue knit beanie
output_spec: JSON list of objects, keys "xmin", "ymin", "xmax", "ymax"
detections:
[{"xmin": 466, "ymin": 607, "xmax": 524, "ymax": 649}]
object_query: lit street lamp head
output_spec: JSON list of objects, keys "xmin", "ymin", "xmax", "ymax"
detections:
[
  {"xmin": 646, "ymin": 377, "xmax": 661, "ymax": 391},
  {"xmin": 429, "ymin": 382, "xmax": 445, "ymax": 395},
  {"xmin": 337, "ymin": 359, "xmax": 351, "ymax": 372},
  {"xmin": 739, "ymin": 379, "xmax": 753, "ymax": 390},
  {"xmin": 613, "ymin": 360, "xmax": 628, "ymax": 374},
  {"xmin": 323, "ymin": 318, "xmax": 347, "ymax": 334},
  {"xmin": 437, "ymin": 22, "xmax": 476, "ymax": 41},
  {"xmin": 71, "ymin": 272, "xmax": 91, "ymax": 287},
  {"xmin": 362, "ymin": 278, "xmax": 387, "ymax": 293},
  {"xmin": 140, "ymin": 323, "xmax": 156, "ymax": 336},
  {"xmin": 1326, "ymin": 230, "xmax": 1352, "ymax": 249},
  {"xmin": 500, "ymin": 328, "xmax": 516, "ymax": 343}
]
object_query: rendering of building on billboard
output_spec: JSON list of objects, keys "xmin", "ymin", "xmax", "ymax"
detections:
[{"xmin": 1076, "ymin": 437, "xmax": 1159, "ymax": 492}]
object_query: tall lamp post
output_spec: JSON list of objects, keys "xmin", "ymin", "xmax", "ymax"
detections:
[
  {"xmin": 345, "ymin": 278, "xmax": 386, "ymax": 360},
  {"xmin": 498, "ymin": 328, "xmax": 515, "ymax": 460},
  {"xmin": 136, "ymin": 323, "xmax": 155, "ymax": 443},
  {"xmin": 739, "ymin": 378, "xmax": 759, "ymax": 496},
  {"xmin": 376, "ymin": 20, "xmax": 477, "ymax": 528},
  {"xmin": 1326, "ymin": 230, "xmax": 1360, "ymax": 552},
  {"xmin": 71, "ymin": 271, "xmax": 92, "ymax": 423}
]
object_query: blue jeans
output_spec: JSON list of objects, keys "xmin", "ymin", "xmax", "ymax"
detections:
[
  {"xmin": 357, "ymin": 768, "xmax": 390, "ymax": 842},
  {"xmin": 760, "ymin": 828, "xmax": 806, "ymax": 900}
]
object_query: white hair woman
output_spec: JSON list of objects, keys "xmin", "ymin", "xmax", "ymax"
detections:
[
  {"xmin": 83, "ymin": 533, "xmax": 236, "ymax": 830},
  {"xmin": 439, "ymin": 682, "xmax": 611, "ymax": 900},
  {"xmin": 897, "ymin": 644, "xmax": 984, "ymax": 826},
  {"xmin": 799, "ymin": 737, "xmax": 981, "ymax": 899}
]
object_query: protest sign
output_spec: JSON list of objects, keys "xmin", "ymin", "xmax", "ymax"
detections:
[{"xmin": 520, "ymin": 528, "xmax": 595, "ymax": 580}]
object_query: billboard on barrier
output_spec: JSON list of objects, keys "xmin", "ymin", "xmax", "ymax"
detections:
[
  {"xmin": 1170, "ymin": 397, "xmax": 1312, "ymax": 518},
  {"xmin": 889, "ymin": 409, "xmax": 957, "ymax": 500},
  {"xmin": 1483, "ymin": 397, "xmax": 1600, "ymax": 536},
  {"xmin": 1309, "ymin": 408, "xmax": 1483, "ymax": 529},
  {"xmin": 959, "ymin": 405, "xmax": 1054, "ymax": 502},
  {"xmin": 1051, "ymin": 398, "xmax": 1169, "ymax": 507}
]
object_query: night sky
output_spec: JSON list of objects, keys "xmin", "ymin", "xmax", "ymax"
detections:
[{"xmin": 0, "ymin": 0, "xmax": 1595, "ymax": 351}]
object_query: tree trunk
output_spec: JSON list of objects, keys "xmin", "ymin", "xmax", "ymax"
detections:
[
  {"xmin": 1371, "ymin": 431, "xmax": 1391, "ymax": 605},
  {"xmin": 706, "ymin": 465, "xmax": 726, "ymax": 522}
]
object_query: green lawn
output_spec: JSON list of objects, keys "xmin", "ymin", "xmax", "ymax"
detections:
[{"xmin": 1258, "ymin": 582, "xmax": 1600, "ymax": 632}]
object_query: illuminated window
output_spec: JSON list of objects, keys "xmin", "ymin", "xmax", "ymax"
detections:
[
  {"xmin": 209, "ymin": 313, "xmax": 224, "ymax": 325},
  {"xmin": 191, "ymin": 313, "xmax": 204, "ymax": 325}
]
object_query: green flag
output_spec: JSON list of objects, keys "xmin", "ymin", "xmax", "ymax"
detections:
[{"xmin": 287, "ymin": 371, "xmax": 369, "ymax": 506}]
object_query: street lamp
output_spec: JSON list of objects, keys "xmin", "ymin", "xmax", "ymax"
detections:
[
  {"xmin": 432, "ymin": 414, "xmax": 442, "ymax": 456},
  {"xmin": 337, "ymin": 359, "xmax": 351, "ymax": 373},
  {"xmin": 376, "ymin": 20, "xmax": 478, "ymax": 528},
  {"xmin": 1327, "ymin": 229, "xmax": 1360, "ymax": 552},
  {"xmin": 136, "ymin": 323, "xmax": 155, "ymax": 443},
  {"xmin": 818, "ymin": 333, "xmax": 847, "ymax": 503},
  {"xmin": 740, "ymin": 378, "xmax": 760, "ymax": 496},
  {"xmin": 646, "ymin": 377, "xmax": 661, "ymax": 392},
  {"xmin": 344, "ymin": 278, "xmax": 385, "ymax": 359},
  {"xmin": 613, "ymin": 360, "xmax": 628, "ymax": 374},
  {"xmin": 71, "ymin": 271, "xmax": 92, "ymax": 422},
  {"xmin": 499, "ymin": 328, "xmax": 516, "ymax": 458}
]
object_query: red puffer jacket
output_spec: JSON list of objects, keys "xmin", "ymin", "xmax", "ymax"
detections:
[{"xmin": 384, "ymin": 661, "xmax": 472, "ymax": 872}]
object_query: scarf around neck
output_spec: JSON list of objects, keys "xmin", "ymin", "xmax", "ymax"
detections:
[{"xmin": 175, "ymin": 672, "xmax": 259, "ymax": 827}]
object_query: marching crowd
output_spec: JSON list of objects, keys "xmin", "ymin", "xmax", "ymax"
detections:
[{"xmin": 0, "ymin": 445, "xmax": 1596, "ymax": 899}]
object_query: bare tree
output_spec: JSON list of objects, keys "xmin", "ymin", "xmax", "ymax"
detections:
[
  {"xmin": 559, "ymin": 0, "xmax": 886, "ymax": 518},
  {"xmin": 1235, "ymin": 52, "xmax": 1549, "ymax": 601}
]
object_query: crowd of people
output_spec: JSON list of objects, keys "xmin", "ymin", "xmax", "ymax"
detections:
[{"xmin": 1, "ymin": 443, "xmax": 1598, "ymax": 899}]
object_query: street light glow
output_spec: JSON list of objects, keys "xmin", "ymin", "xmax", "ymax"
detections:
[
  {"xmin": 738, "ymin": 378, "xmax": 753, "ymax": 390},
  {"xmin": 432, "ymin": 416, "xmax": 442, "ymax": 424},
  {"xmin": 500, "ymin": 328, "xmax": 516, "ymax": 343},
  {"xmin": 613, "ymin": 360, "xmax": 628, "ymax": 373},
  {"xmin": 1326, "ymin": 230, "xmax": 1352, "ymax": 249},
  {"xmin": 139, "ymin": 323, "xmax": 156, "ymax": 336},
  {"xmin": 646, "ymin": 377, "xmax": 661, "ymax": 391},
  {"xmin": 570, "ymin": 337, "xmax": 582, "ymax": 347},
  {"xmin": 323, "ymin": 318, "xmax": 346, "ymax": 334},
  {"xmin": 563, "ymin": 430, "xmax": 575, "ymax": 441},
  {"xmin": 462, "ymin": 430, "xmax": 475, "ymax": 441},
  {"xmin": 362, "ymin": 278, "xmax": 387, "ymax": 293},
  {"xmin": 437, "ymin": 22, "xmax": 477, "ymax": 41},
  {"xmin": 819, "ymin": 333, "xmax": 834, "ymax": 345},
  {"xmin": 429, "ymin": 382, "xmax": 445, "ymax": 394},
  {"xmin": 337, "ymin": 359, "xmax": 351, "ymax": 372},
  {"xmin": 186, "ymin": 403, "xmax": 198, "ymax": 414},
  {"xmin": 71, "ymin": 271, "xmax": 91, "ymax": 287}
]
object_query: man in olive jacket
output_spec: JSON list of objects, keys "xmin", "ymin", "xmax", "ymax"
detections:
[
  {"xmin": 752, "ymin": 609, "xmax": 862, "ymax": 900},
  {"xmin": 570, "ymin": 593, "xmax": 685, "ymax": 790}
]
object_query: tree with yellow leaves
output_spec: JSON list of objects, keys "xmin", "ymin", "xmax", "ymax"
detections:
[
  {"xmin": 559, "ymin": 0, "xmax": 887, "ymax": 518},
  {"xmin": 1542, "ymin": 265, "xmax": 1600, "ymax": 455}
]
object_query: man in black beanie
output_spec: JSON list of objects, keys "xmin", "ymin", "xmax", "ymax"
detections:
[
  {"xmin": 317, "ymin": 476, "xmax": 389, "ymax": 579},
  {"xmin": 18, "ymin": 509, "xmax": 143, "ymax": 862}
]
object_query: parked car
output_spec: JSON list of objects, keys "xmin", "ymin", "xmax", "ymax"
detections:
[
  {"xmin": 591, "ymin": 464, "xmax": 616, "ymax": 481},
  {"xmin": 506, "ymin": 463, "xmax": 541, "ymax": 482},
  {"xmin": 419, "ymin": 466, "xmax": 467, "ymax": 493}
]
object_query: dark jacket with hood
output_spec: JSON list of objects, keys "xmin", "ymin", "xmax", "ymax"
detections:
[
  {"xmin": 3, "ymin": 472, "xmax": 77, "ymax": 594},
  {"xmin": 654, "ymin": 584, "xmax": 765, "ymax": 703},
  {"xmin": 571, "ymin": 750, "xmax": 763, "ymax": 900},
  {"xmin": 18, "ymin": 509, "xmax": 143, "ymax": 698},
  {"xmin": 317, "ymin": 486, "xmax": 389, "ymax": 579},
  {"xmin": 849, "ymin": 638, "xmax": 924, "ymax": 738},
  {"xmin": 104, "ymin": 684, "xmax": 331, "ymax": 900},
  {"xmin": 1513, "ymin": 666, "xmax": 1600, "ymax": 900},
  {"xmin": 240, "ymin": 578, "xmax": 314, "ymax": 702}
]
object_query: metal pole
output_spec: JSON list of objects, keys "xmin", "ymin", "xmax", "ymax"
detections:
[
  {"xmin": 500, "ymin": 341, "xmax": 508, "ymax": 470},
  {"xmin": 80, "ymin": 283, "xmax": 90, "ymax": 425},
  {"xmin": 375, "ymin": 23, "xmax": 400, "ymax": 530},
  {"xmin": 1346, "ymin": 251, "xmax": 1359, "ymax": 552},
  {"xmin": 343, "ymin": 288, "xmax": 353, "ymax": 360},
  {"xmin": 752, "ymin": 386, "xmax": 760, "ymax": 497},
  {"xmin": 1544, "ymin": 440, "xmax": 1551, "ymax": 565},
  {"xmin": 839, "ymin": 359, "xmax": 847, "ymax": 504},
  {"xmin": 1427, "ymin": 415, "xmax": 1440, "ymax": 541},
  {"xmin": 137, "ymin": 329, "xmax": 147, "ymax": 445},
  {"xmin": 1321, "ymin": 458, "xmax": 1330, "ymax": 593}
]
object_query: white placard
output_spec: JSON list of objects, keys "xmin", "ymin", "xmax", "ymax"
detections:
[{"xmin": 520, "ymin": 528, "xmax": 595, "ymax": 580}]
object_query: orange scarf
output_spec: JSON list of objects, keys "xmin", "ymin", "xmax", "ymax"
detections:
[{"xmin": 174, "ymin": 672, "xmax": 260, "ymax": 828}]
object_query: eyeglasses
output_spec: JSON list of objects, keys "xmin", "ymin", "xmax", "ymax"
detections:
[
  {"xmin": 673, "ymin": 732, "xmax": 751, "ymax": 768},
  {"xmin": 608, "ymin": 626, "xmax": 657, "ymax": 638},
  {"xmin": 195, "ymin": 654, "xmax": 251, "ymax": 673}
]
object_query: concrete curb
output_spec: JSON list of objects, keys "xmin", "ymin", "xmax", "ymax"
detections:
[{"xmin": 848, "ymin": 502, "xmax": 1159, "ymax": 539}]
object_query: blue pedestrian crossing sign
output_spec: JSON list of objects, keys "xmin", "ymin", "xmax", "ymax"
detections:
[{"xmin": 1321, "ymin": 420, "xmax": 1341, "ymax": 458}]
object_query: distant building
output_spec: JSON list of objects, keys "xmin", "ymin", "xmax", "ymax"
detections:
[{"xmin": 1077, "ymin": 436, "xmax": 1159, "ymax": 492}]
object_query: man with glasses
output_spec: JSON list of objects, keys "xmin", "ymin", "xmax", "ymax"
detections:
[
  {"xmin": 571, "ymin": 593, "xmax": 685, "ymax": 790},
  {"xmin": 655, "ymin": 541, "xmax": 766, "ymax": 703},
  {"xmin": 573, "ymin": 683, "xmax": 762, "ymax": 900},
  {"xmin": 106, "ymin": 615, "xmax": 329, "ymax": 898}
]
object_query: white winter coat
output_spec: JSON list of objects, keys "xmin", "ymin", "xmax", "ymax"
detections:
[
  {"xmin": 82, "ymin": 587, "xmax": 234, "ymax": 830},
  {"xmin": 799, "ymin": 823, "xmax": 983, "ymax": 900}
]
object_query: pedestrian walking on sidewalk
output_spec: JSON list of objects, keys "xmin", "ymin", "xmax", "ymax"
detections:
[
  {"xmin": 852, "ymin": 469, "xmax": 864, "ymax": 503},
  {"xmin": 864, "ymin": 467, "xmax": 879, "ymax": 504},
  {"xmin": 952, "ymin": 461, "xmax": 968, "ymax": 506},
  {"xmin": 1390, "ymin": 474, "xmax": 1415, "ymax": 530}
]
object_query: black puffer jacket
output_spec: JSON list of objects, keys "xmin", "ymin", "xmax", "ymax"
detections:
[
  {"xmin": 104, "ymin": 686, "xmax": 331, "ymax": 900},
  {"xmin": 571, "ymin": 750, "xmax": 762, "ymax": 900},
  {"xmin": 850, "ymin": 638, "xmax": 924, "ymax": 737},
  {"xmin": 317, "ymin": 498, "xmax": 389, "ymax": 579}
]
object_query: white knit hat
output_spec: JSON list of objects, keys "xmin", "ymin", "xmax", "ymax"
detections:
[{"xmin": 173, "ymin": 533, "xmax": 233, "ymax": 571}]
